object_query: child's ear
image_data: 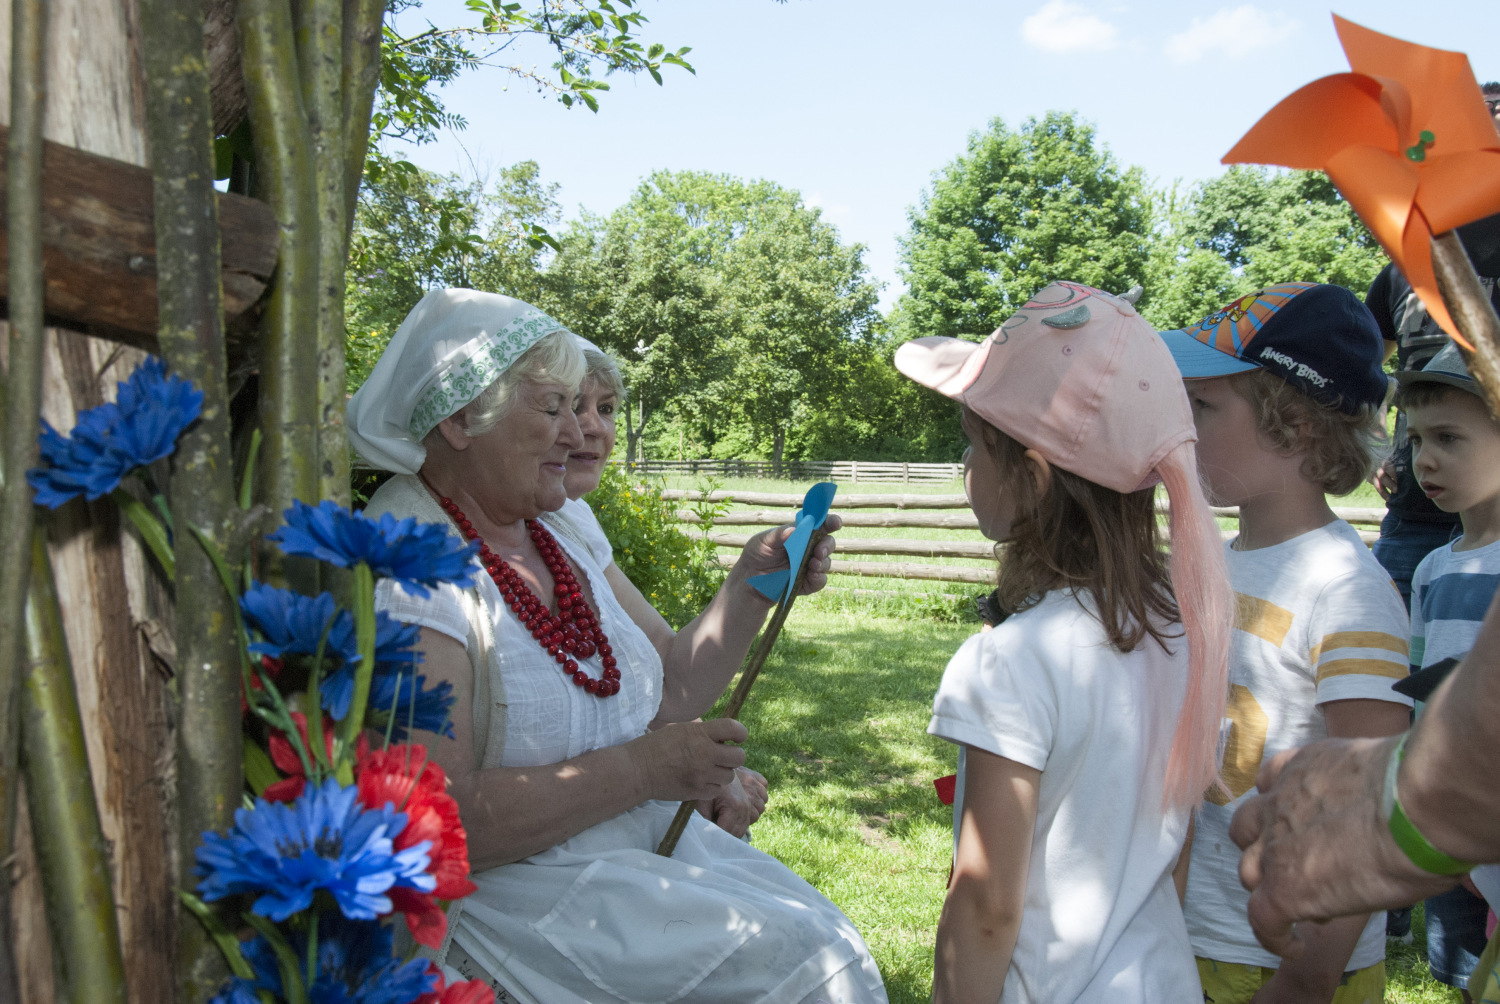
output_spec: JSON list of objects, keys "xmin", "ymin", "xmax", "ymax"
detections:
[{"xmin": 1022, "ymin": 448, "xmax": 1053, "ymax": 501}]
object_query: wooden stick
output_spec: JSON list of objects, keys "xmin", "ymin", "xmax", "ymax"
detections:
[
  {"xmin": 1433, "ymin": 230, "xmax": 1500, "ymax": 421},
  {"xmin": 655, "ymin": 529, "xmax": 827, "ymax": 857}
]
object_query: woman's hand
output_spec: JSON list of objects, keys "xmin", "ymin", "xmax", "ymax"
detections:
[
  {"xmin": 734, "ymin": 514, "xmax": 843, "ymax": 598},
  {"xmin": 627, "ymin": 718, "xmax": 748, "ymax": 803},
  {"xmin": 697, "ymin": 767, "xmax": 769, "ymax": 838}
]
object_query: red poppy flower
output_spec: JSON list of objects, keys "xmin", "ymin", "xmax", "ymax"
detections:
[
  {"xmin": 415, "ymin": 967, "xmax": 495, "ymax": 1004},
  {"xmin": 241, "ymin": 656, "xmax": 283, "ymax": 715},
  {"xmin": 356, "ymin": 742, "xmax": 478, "ymax": 948},
  {"xmin": 263, "ymin": 711, "xmax": 336, "ymax": 803}
]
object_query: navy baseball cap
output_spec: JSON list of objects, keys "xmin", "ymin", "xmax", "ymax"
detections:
[{"xmin": 1156, "ymin": 282, "xmax": 1389, "ymax": 414}]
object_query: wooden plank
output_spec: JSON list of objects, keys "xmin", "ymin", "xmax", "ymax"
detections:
[
  {"xmin": 710, "ymin": 532, "xmax": 996, "ymax": 559},
  {"xmin": 826, "ymin": 560, "xmax": 996, "ymax": 585},
  {"xmin": 663, "ymin": 489, "xmax": 973, "ymax": 509},
  {"xmin": 679, "ymin": 509, "xmax": 982, "ymax": 530},
  {"xmin": 0, "ymin": 126, "xmax": 278, "ymax": 353}
]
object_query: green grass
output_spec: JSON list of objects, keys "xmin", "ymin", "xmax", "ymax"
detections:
[{"xmin": 732, "ymin": 597, "xmax": 1461, "ymax": 1003}]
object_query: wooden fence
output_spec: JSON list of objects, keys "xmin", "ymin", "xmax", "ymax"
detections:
[
  {"xmin": 620, "ymin": 458, "xmax": 964, "ymax": 484},
  {"xmin": 662, "ymin": 489, "xmax": 1385, "ymax": 588}
]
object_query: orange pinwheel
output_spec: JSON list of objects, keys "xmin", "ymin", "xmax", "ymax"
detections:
[{"xmin": 1223, "ymin": 15, "xmax": 1500, "ymax": 344}]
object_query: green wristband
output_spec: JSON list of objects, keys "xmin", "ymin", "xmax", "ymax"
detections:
[{"xmin": 1382, "ymin": 734, "xmax": 1475, "ymax": 876}]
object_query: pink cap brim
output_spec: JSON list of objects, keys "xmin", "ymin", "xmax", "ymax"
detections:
[{"xmin": 893, "ymin": 337, "xmax": 988, "ymax": 399}]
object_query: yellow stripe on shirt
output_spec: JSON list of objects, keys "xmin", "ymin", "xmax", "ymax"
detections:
[
  {"xmin": 1316, "ymin": 658, "xmax": 1408, "ymax": 683},
  {"xmin": 1234, "ymin": 593, "xmax": 1294, "ymax": 647},
  {"xmin": 1309, "ymin": 631, "xmax": 1409, "ymax": 664}
]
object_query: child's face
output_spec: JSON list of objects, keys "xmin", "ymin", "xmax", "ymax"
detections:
[
  {"xmin": 963, "ymin": 440, "xmax": 1019, "ymax": 541},
  {"xmin": 1406, "ymin": 391, "xmax": 1500, "ymax": 515},
  {"xmin": 1184, "ymin": 375, "xmax": 1291, "ymax": 507}
]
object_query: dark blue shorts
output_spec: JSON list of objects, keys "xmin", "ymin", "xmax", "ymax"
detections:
[{"xmin": 1425, "ymin": 885, "xmax": 1492, "ymax": 988}]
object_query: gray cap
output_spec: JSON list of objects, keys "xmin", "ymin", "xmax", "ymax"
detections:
[{"xmin": 1393, "ymin": 341, "xmax": 1479, "ymax": 397}]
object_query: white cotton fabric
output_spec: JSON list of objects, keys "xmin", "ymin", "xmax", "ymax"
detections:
[
  {"xmin": 549, "ymin": 497, "xmax": 614, "ymax": 569},
  {"xmin": 1186, "ymin": 521, "xmax": 1412, "ymax": 971},
  {"xmin": 928, "ymin": 589, "xmax": 1202, "ymax": 1004},
  {"xmin": 347, "ymin": 289, "xmax": 574, "ymax": 475},
  {"xmin": 367, "ymin": 475, "xmax": 887, "ymax": 1004}
]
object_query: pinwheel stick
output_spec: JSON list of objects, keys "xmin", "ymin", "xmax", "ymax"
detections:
[
  {"xmin": 655, "ymin": 529, "xmax": 829, "ymax": 857},
  {"xmin": 1434, "ymin": 231, "xmax": 1500, "ymax": 421}
]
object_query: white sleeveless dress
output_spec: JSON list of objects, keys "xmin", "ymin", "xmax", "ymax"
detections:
[{"xmin": 368, "ymin": 476, "xmax": 887, "ymax": 1004}]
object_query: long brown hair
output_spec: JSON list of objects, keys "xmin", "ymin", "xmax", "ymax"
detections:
[{"xmin": 965, "ymin": 407, "xmax": 1180, "ymax": 653}]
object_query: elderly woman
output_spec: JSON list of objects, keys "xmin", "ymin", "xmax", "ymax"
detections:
[
  {"xmin": 347, "ymin": 289, "xmax": 886, "ymax": 1004},
  {"xmin": 553, "ymin": 344, "xmax": 771, "ymax": 834}
]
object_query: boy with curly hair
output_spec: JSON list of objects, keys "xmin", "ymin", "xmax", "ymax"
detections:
[{"xmin": 1157, "ymin": 282, "xmax": 1414, "ymax": 1004}]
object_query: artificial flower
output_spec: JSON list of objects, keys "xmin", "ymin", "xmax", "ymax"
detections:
[
  {"xmin": 211, "ymin": 913, "xmax": 439, "ymax": 1004},
  {"xmin": 365, "ymin": 672, "xmax": 456, "ymax": 741},
  {"xmin": 1223, "ymin": 15, "xmax": 1500, "ymax": 341},
  {"xmin": 263, "ymin": 711, "xmax": 337, "ymax": 803},
  {"xmin": 268, "ymin": 500, "xmax": 478, "ymax": 598},
  {"xmin": 195, "ymin": 778, "xmax": 435, "ymax": 921},
  {"xmin": 357, "ymin": 744, "xmax": 477, "ymax": 948},
  {"xmin": 27, "ymin": 355, "xmax": 203, "ymax": 507},
  {"xmin": 414, "ymin": 969, "xmax": 496, "ymax": 1004}
]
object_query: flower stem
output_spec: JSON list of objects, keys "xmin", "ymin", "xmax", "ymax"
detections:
[
  {"xmin": 304, "ymin": 910, "xmax": 319, "ymax": 992},
  {"xmin": 336, "ymin": 561, "xmax": 377, "ymax": 783},
  {"xmin": 112, "ymin": 487, "xmax": 176, "ymax": 581}
]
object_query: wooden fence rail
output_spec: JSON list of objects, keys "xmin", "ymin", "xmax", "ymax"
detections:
[
  {"xmin": 621, "ymin": 459, "xmax": 963, "ymax": 483},
  {"xmin": 671, "ymin": 487, "xmax": 1385, "ymax": 587}
]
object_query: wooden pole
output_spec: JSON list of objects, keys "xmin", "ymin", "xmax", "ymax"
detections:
[
  {"xmin": 20, "ymin": 528, "xmax": 127, "ymax": 1003},
  {"xmin": 656, "ymin": 530, "xmax": 826, "ymax": 857},
  {"xmin": 0, "ymin": 0, "xmax": 48, "ymax": 992},
  {"xmin": 137, "ymin": 0, "xmax": 246, "ymax": 992},
  {"xmin": 1433, "ymin": 230, "xmax": 1500, "ymax": 420}
]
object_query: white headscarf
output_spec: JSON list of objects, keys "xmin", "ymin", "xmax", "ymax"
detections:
[{"xmin": 347, "ymin": 288, "xmax": 576, "ymax": 474}]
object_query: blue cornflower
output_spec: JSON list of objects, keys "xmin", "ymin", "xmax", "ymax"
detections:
[
  {"xmin": 195, "ymin": 778, "xmax": 435, "ymax": 922},
  {"xmin": 210, "ymin": 914, "xmax": 437, "ymax": 1004},
  {"xmin": 26, "ymin": 356, "xmax": 203, "ymax": 508},
  {"xmin": 365, "ymin": 672, "xmax": 456, "ymax": 741},
  {"xmin": 268, "ymin": 501, "xmax": 478, "ymax": 599},
  {"xmin": 239, "ymin": 585, "xmax": 423, "ymax": 719}
]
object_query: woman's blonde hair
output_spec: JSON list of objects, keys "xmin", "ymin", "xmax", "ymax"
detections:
[
  {"xmin": 583, "ymin": 347, "xmax": 627, "ymax": 402},
  {"xmin": 452, "ymin": 329, "xmax": 586, "ymax": 437},
  {"xmin": 965, "ymin": 407, "xmax": 1232, "ymax": 810},
  {"xmin": 1228, "ymin": 369, "xmax": 1385, "ymax": 495}
]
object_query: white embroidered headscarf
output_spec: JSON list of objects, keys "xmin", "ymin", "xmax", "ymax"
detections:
[{"xmin": 347, "ymin": 288, "xmax": 577, "ymax": 474}]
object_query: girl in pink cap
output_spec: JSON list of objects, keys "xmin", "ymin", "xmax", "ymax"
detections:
[{"xmin": 895, "ymin": 281, "xmax": 1232, "ymax": 1003}]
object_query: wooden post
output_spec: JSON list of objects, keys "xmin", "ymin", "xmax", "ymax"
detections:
[{"xmin": 1433, "ymin": 231, "xmax": 1500, "ymax": 420}]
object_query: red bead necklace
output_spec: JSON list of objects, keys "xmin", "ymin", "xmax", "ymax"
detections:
[{"xmin": 436, "ymin": 494, "xmax": 619, "ymax": 697}]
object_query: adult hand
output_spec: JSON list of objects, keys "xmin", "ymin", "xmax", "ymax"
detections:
[
  {"xmin": 735, "ymin": 515, "xmax": 843, "ymax": 597},
  {"xmin": 697, "ymin": 767, "xmax": 769, "ymax": 837},
  {"xmin": 1371, "ymin": 459, "xmax": 1396, "ymax": 501},
  {"xmin": 1229, "ymin": 737, "xmax": 1458, "ymax": 957},
  {"xmin": 629, "ymin": 718, "xmax": 748, "ymax": 803}
]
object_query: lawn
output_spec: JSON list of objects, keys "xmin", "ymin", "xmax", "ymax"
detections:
[{"xmin": 730, "ymin": 597, "xmax": 1462, "ymax": 1003}]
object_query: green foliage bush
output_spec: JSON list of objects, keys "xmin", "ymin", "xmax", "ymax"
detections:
[{"xmin": 584, "ymin": 465, "xmax": 725, "ymax": 629}]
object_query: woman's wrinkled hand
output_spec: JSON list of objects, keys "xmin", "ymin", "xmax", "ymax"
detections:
[
  {"xmin": 628, "ymin": 718, "xmax": 748, "ymax": 803},
  {"xmin": 698, "ymin": 767, "xmax": 769, "ymax": 838},
  {"xmin": 736, "ymin": 515, "xmax": 842, "ymax": 598}
]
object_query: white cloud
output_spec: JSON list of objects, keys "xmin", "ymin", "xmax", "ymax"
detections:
[
  {"xmin": 1164, "ymin": 6, "xmax": 1299, "ymax": 65},
  {"xmin": 805, "ymin": 192, "xmax": 852, "ymax": 221},
  {"xmin": 1021, "ymin": 1, "xmax": 1119, "ymax": 54}
]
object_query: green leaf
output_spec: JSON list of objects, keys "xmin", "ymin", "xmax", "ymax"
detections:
[
  {"xmin": 647, "ymin": 42, "xmax": 664, "ymax": 59},
  {"xmin": 647, "ymin": 66, "xmax": 662, "ymax": 86},
  {"xmin": 113, "ymin": 489, "xmax": 175, "ymax": 581},
  {"xmin": 239, "ymin": 428, "xmax": 262, "ymax": 511},
  {"xmin": 176, "ymin": 890, "xmax": 255, "ymax": 980},
  {"xmin": 242, "ymin": 913, "xmax": 308, "ymax": 1004},
  {"xmin": 242, "ymin": 736, "xmax": 279, "ymax": 797},
  {"xmin": 581, "ymin": 91, "xmax": 599, "ymax": 112}
]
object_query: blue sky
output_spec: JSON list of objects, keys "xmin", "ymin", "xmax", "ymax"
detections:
[{"xmin": 392, "ymin": 1, "xmax": 1500, "ymax": 310}]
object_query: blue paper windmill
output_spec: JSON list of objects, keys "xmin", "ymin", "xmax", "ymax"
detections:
[{"xmin": 746, "ymin": 482, "xmax": 837, "ymax": 605}]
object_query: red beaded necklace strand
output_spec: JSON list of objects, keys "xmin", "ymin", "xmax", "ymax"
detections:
[{"xmin": 436, "ymin": 494, "xmax": 619, "ymax": 698}]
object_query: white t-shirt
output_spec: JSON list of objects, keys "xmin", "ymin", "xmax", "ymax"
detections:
[
  {"xmin": 551, "ymin": 496, "xmax": 615, "ymax": 569},
  {"xmin": 1185, "ymin": 520, "xmax": 1412, "ymax": 970},
  {"xmin": 928, "ymin": 590, "xmax": 1202, "ymax": 1004}
]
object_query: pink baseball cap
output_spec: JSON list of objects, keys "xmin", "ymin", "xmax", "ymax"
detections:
[{"xmin": 894, "ymin": 281, "xmax": 1196, "ymax": 494}]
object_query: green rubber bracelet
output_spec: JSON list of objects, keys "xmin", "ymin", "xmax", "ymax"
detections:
[{"xmin": 1382, "ymin": 734, "xmax": 1475, "ymax": 876}]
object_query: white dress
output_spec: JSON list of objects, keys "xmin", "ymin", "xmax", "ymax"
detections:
[{"xmin": 368, "ymin": 476, "xmax": 887, "ymax": 1004}]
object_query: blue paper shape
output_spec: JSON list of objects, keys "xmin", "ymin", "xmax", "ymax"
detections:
[{"xmin": 747, "ymin": 482, "xmax": 837, "ymax": 604}]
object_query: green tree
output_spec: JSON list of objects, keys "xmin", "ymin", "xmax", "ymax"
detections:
[
  {"xmin": 894, "ymin": 112, "xmax": 1154, "ymax": 343},
  {"xmin": 1142, "ymin": 166, "xmax": 1387, "ymax": 329},
  {"xmin": 538, "ymin": 171, "xmax": 879, "ymax": 465}
]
